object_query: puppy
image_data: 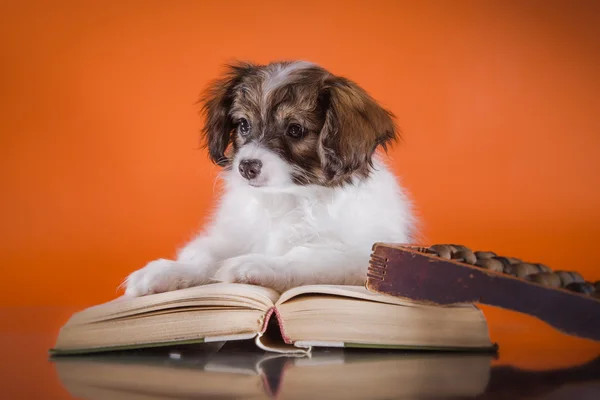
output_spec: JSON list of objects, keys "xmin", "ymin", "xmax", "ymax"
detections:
[{"xmin": 124, "ymin": 60, "xmax": 416, "ymax": 296}]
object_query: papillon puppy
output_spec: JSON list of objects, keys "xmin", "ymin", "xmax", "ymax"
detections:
[{"xmin": 124, "ymin": 60, "xmax": 417, "ymax": 296}]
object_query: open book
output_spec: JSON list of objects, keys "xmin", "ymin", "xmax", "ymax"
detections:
[{"xmin": 51, "ymin": 283, "xmax": 495, "ymax": 355}]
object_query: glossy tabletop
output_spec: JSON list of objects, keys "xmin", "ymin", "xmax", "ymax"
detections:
[{"xmin": 2, "ymin": 306, "xmax": 599, "ymax": 399}]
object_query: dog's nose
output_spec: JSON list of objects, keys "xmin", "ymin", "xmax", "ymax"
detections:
[{"xmin": 238, "ymin": 159, "xmax": 262, "ymax": 180}]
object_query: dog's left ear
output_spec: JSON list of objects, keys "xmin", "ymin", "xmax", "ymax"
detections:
[
  {"xmin": 318, "ymin": 76, "xmax": 398, "ymax": 180},
  {"xmin": 199, "ymin": 62, "xmax": 256, "ymax": 166}
]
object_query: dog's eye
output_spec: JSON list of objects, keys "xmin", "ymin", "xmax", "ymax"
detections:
[
  {"xmin": 286, "ymin": 123, "xmax": 304, "ymax": 138},
  {"xmin": 238, "ymin": 118, "xmax": 251, "ymax": 136}
]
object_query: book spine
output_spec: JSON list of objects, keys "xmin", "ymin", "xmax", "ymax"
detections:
[
  {"xmin": 273, "ymin": 306, "xmax": 293, "ymax": 344},
  {"xmin": 260, "ymin": 307, "xmax": 275, "ymax": 334},
  {"xmin": 260, "ymin": 306, "xmax": 293, "ymax": 344}
]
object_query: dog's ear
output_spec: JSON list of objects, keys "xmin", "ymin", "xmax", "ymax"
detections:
[
  {"xmin": 199, "ymin": 62, "xmax": 256, "ymax": 166},
  {"xmin": 318, "ymin": 76, "xmax": 398, "ymax": 180}
]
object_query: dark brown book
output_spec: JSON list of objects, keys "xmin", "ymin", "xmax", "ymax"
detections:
[{"xmin": 366, "ymin": 243, "xmax": 600, "ymax": 341}]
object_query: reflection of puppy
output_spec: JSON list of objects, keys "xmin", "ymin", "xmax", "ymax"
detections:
[{"xmin": 124, "ymin": 60, "xmax": 416, "ymax": 296}]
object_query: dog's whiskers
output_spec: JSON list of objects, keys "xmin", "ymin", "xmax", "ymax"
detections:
[
  {"xmin": 291, "ymin": 166, "xmax": 321, "ymax": 185},
  {"xmin": 212, "ymin": 169, "xmax": 231, "ymax": 193}
]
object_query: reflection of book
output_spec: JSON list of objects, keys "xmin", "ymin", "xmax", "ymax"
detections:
[
  {"xmin": 52, "ymin": 351, "xmax": 494, "ymax": 400},
  {"xmin": 51, "ymin": 283, "xmax": 495, "ymax": 356}
]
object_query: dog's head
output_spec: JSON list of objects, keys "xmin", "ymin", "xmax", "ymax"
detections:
[{"xmin": 199, "ymin": 61, "xmax": 398, "ymax": 190}]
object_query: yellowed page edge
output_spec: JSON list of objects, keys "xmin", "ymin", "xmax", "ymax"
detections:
[{"xmin": 276, "ymin": 284, "xmax": 477, "ymax": 309}]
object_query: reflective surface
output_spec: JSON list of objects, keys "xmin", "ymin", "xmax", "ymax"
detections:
[{"xmin": 1, "ymin": 306, "xmax": 599, "ymax": 399}]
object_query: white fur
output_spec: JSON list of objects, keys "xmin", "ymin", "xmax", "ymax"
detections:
[
  {"xmin": 261, "ymin": 61, "xmax": 315, "ymax": 101},
  {"xmin": 124, "ymin": 143, "xmax": 416, "ymax": 296}
]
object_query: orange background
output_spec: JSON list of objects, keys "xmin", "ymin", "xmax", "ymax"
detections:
[{"xmin": 1, "ymin": 0, "xmax": 599, "ymax": 358}]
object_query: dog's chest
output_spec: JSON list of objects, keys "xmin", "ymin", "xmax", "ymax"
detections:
[{"xmin": 253, "ymin": 196, "xmax": 326, "ymax": 255}]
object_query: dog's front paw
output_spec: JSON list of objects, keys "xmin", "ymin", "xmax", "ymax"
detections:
[
  {"xmin": 123, "ymin": 259, "xmax": 206, "ymax": 297},
  {"xmin": 214, "ymin": 255, "xmax": 281, "ymax": 289}
]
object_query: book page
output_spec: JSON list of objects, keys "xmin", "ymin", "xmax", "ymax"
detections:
[
  {"xmin": 276, "ymin": 285, "xmax": 476, "ymax": 309},
  {"xmin": 278, "ymin": 295, "xmax": 492, "ymax": 349},
  {"xmin": 67, "ymin": 283, "xmax": 280, "ymax": 326}
]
